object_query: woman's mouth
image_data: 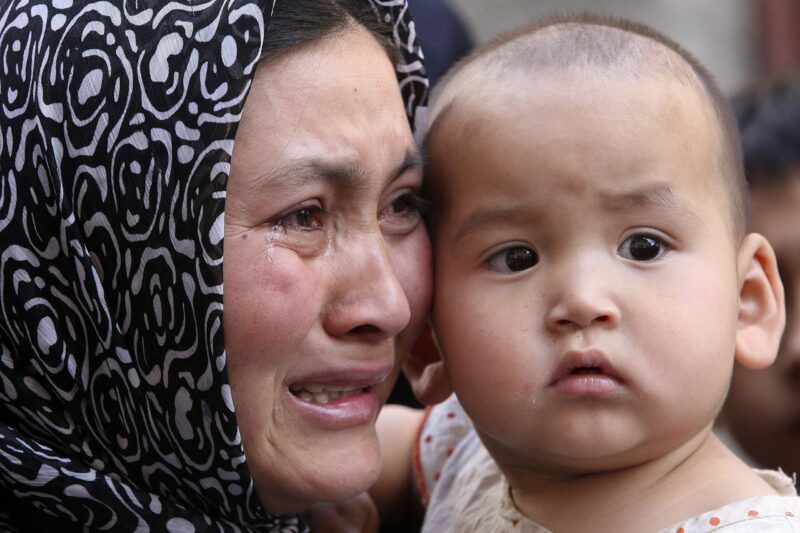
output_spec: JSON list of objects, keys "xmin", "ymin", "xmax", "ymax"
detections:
[
  {"xmin": 285, "ymin": 362, "xmax": 392, "ymax": 428},
  {"xmin": 289, "ymin": 383, "xmax": 370, "ymax": 404}
]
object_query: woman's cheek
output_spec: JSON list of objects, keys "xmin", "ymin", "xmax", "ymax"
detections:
[{"xmin": 226, "ymin": 243, "xmax": 320, "ymax": 372}]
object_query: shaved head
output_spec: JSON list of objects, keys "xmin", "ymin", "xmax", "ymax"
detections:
[{"xmin": 426, "ymin": 15, "xmax": 748, "ymax": 239}]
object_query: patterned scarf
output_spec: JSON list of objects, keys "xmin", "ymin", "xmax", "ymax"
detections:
[{"xmin": 0, "ymin": 1, "xmax": 427, "ymax": 530}]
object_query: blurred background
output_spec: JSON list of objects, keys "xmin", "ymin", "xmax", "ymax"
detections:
[{"xmin": 412, "ymin": 0, "xmax": 800, "ymax": 94}]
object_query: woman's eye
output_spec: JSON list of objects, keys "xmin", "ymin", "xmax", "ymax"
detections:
[
  {"xmin": 488, "ymin": 246, "xmax": 538, "ymax": 273},
  {"xmin": 379, "ymin": 192, "xmax": 428, "ymax": 233},
  {"xmin": 276, "ymin": 205, "xmax": 324, "ymax": 231},
  {"xmin": 387, "ymin": 192, "xmax": 428, "ymax": 217},
  {"xmin": 618, "ymin": 234, "xmax": 667, "ymax": 261}
]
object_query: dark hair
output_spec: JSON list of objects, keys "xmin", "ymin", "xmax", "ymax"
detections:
[
  {"xmin": 262, "ymin": 0, "xmax": 397, "ymax": 62},
  {"xmin": 732, "ymin": 69, "xmax": 800, "ymax": 186}
]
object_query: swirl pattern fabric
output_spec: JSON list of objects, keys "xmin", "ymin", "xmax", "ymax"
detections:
[{"xmin": 0, "ymin": 0, "xmax": 428, "ymax": 531}]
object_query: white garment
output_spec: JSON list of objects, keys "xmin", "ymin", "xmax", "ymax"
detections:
[{"xmin": 417, "ymin": 394, "xmax": 800, "ymax": 532}]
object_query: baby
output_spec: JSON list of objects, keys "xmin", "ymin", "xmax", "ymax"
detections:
[{"xmin": 373, "ymin": 15, "xmax": 800, "ymax": 533}]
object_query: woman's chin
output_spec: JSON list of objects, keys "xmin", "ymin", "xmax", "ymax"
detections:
[{"xmin": 252, "ymin": 430, "xmax": 383, "ymax": 514}]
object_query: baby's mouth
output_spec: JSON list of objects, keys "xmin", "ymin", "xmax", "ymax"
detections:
[
  {"xmin": 570, "ymin": 367, "xmax": 603, "ymax": 375},
  {"xmin": 289, "ymin": 383, "xmax": 368, "ymax": 404}
]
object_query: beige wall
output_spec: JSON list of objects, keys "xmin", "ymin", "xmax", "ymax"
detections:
[{"xmin": 447, "ymin": 0, "xmax": 758, "ymax": 94}]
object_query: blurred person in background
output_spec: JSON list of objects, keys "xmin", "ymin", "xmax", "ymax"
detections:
[
  {"xmin": 723, "ymin": 69, "xmax": 800, "ymax": 486},
  {"xmin": 407, "ymin": 0, "xmax": 473, "ymax": 87}
]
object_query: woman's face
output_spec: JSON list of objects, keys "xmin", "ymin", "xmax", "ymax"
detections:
[{"xmin": 223, "ymin": 25, "xmax": 431, "ymax": 513}]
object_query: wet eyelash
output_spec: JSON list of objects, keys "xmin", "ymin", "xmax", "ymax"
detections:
[
  {"xmin": 399, "ymin": 192, "xmax": 432, "ymax": 215},
  {"xmin": 269, "ymin": 204, "xmax": 326, "ymax": 232}
]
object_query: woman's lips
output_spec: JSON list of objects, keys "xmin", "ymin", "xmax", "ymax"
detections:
[
  {"xmin": 287, "ymin": 385, "xmax": 380, "ymax": 429},
  {"xmin": 286, "ymin": 363, "xmax": 393, "ymax": 429},
  {"xmin": 289, "ymin": 383, "xmax": 368, "ymax": 404}
]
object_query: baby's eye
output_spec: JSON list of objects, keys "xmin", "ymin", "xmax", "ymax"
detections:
[
  {"xmin": 379, "ymin": 191, "xmax": 428, "ymax": 235},
  {"xmin": 488, "ymin": 246, "xmax": 538, "ymax": 273},
  {"xmin": 618, "ymin": 234, "xmax": 667, "ymax": 261},
  {"xmin": 276, "ymin": 204, "xmax": 325, "ymax": 231}
]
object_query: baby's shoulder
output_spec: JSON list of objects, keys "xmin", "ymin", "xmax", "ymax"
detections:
[
  {"xmin": 663, "ymin": 470, "xmax": 800, "ymax": 532},
  {"xmin": 417, "ymin": 400, "xmax": 511, "ymax": 532},
  {"xmin": 415, "ymin": 394, "xmax": 476, "ymax": 501}
]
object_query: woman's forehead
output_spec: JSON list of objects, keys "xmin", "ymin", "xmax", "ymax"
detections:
[
  {"xmin": 252, "ymin": 26, "xmax": 401, "ymax": 102},
  {"xmin": 236, "ymin": 28, "xmax": 414, "ymax": 178}
]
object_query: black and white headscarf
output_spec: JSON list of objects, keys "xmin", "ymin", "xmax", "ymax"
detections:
[{"xmin": 0, "ymin": 1, "xmax": 427, "ymax": 530}]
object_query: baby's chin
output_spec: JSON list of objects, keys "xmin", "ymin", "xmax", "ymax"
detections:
[{"xmin": 489, "ymin": 423, "xmax": 712, "ymax": 479}]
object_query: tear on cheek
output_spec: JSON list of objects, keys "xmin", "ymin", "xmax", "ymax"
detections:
[
  {"xmin": 261, "ymin": 224, "xmax": 334, "ymax": 261},
  {"xmin": 325, "ymin": 226, "xmax": 334, "ymax": 257},
  {"xmin": 264, "ymin": 227, "xmax": 288, "ymax": 263}
]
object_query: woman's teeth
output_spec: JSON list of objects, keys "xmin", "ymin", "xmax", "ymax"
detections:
[{"xmin": 289, "ymin": 384, "xmax": 365, "ymax": 404}]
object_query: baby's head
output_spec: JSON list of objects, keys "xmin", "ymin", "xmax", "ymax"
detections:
[
  {"xmin": 405, "ymin": 16, "xmax": 785, "ymax": 475},
  {"xmin": 425, "ymin": 15, "xmax": 748, "ymax": 240}
]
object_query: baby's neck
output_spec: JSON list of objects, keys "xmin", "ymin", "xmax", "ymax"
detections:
[{"xmin": 498, "ymin": 429, "xmax": 777, "ymax": 533}]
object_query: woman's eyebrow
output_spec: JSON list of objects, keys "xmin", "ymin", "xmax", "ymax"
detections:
[
  {"xmin": 261, "ymin": 147, "xmax": 422, "ymax": 193},
  {"xmin": 258, "ymin": 161, "xmax": 367, "ymax": 192},
  {"xmin": 395, "ymin": 147, "xmax": 423, "ymax": 180}
]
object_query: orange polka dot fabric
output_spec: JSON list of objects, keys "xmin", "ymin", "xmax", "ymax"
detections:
[
  {"xmin": 662, "ymin": 469, "xmax": 800, "ymax": 532},
  {"xmin": 415, "ymin": 394, "xmax": 474, "ymax": 508}
]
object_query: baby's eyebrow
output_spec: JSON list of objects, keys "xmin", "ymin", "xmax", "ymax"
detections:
[
  {"xmin": 451, "ymin": 184, "xmax": 695, "ymax": 245},
  {"xmin": 452, "ymin": 205, "xmax": 539, "ymax": 246},
  {"xmin": 600, "ymin": 183, "xmax": 690, "ymax": 213}
]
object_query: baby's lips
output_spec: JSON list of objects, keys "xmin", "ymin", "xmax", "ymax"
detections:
[{"xmin": 549, "ymin": 348, "xmax": 624, "ymax": 385}]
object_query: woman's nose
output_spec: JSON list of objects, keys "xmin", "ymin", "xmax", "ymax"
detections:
[
  {"xmin": 544, "ymin": 262, "xmax": 620, "ymax": 332},
  {"xmin": 323, "ymin": 232, "xmax": 411, "ymax": 341}
]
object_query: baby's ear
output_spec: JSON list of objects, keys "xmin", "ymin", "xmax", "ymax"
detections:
[
  {"xmin": 402, "ymin": 323, "xmax": 453, "ymax": 405},
  {"xmin": 735, "ymin": 233, "xmax": 785, "ymax": 369}
]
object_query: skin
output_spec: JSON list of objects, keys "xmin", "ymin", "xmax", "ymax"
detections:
[
  {"xmin": 725, "ymin": 175, "xmax": 800, "ymax": 478},
  {"xmin": 223, "ymin": 25, "xmax": 431, "ymax": 514},
  {"xmin": 426, "ymin": 69, "xmax": 781, "ymax": 531}
]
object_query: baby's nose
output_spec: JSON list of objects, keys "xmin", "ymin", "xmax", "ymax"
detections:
[{"xmin": 544, "ymin": 268, "xmax": 620, "ymax": 332}]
